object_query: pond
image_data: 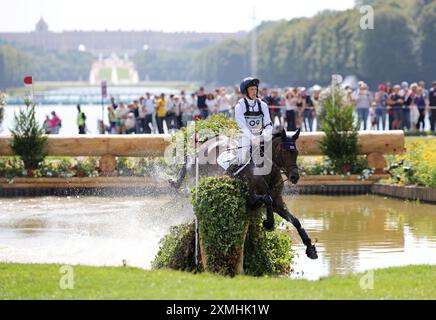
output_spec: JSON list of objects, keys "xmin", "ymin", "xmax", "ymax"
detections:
[{"xmin": 0, "ymin": 195, "xmax": 435, "ymax": 280}]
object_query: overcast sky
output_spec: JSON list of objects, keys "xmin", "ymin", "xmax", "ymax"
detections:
[{"xmin": 0, "ymin": 0, "xmax": 356, "ymax": 33}]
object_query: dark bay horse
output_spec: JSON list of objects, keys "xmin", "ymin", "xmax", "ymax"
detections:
[{"xmin": 170, "ymin": 128, "xmax": 318, "ymax": 260}]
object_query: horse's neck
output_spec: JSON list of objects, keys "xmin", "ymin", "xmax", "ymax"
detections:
[{"xmin": 271, "ymin": 138, "xmax": 283, "ymax": 170}]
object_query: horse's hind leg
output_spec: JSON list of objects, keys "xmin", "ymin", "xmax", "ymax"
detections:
[{"xmin": 274, "ymin": 199, "xmax": 318, "ymax": 260}]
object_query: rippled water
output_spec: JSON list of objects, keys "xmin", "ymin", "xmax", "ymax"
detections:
[
  {"xmin": 286, "ymin": 195, "xmax": 436, "ymax": 280},
  {"xmin": 0, "ymin": 195, "xmax": 435, "ymax": 280}
]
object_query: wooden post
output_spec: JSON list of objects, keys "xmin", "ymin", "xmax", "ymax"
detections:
[
  {"xmin": 99, "ymin": 154, "xmax": 116, "ymax": 176},
  {"xmin": 367, "ymin": 152, "xmax": 386, "ymax": 174}
]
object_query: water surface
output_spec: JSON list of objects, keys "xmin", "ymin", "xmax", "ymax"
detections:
[{"xmin": 0, "ymin": 195, "xmax": 435, "ymax": 280}]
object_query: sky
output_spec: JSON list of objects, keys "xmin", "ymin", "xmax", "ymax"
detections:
[{"xmin": 0, "ymin": 0, "xmax": 356, "ymax": 33}]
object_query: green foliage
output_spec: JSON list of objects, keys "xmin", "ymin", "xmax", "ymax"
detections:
[
  {"xmin": 387, "ymin": 139, "xmax": 436, "ymax": 188},
  {"xmin": 169, "ymin": 114, "xmax": 239, "ymax": 168},
  {"xmin": 74, "ymin": 157, "xmax": 99, "ymax": 177},
  {"xmin": 418, "ymin": 1, "xmax": 436, "ymax": 82},
  {"xmin": 116, "ymin": 157, "xmax": 178, "ymax": 177},
  {"xmin": 0, "ymin": 158, "xmax": 25, "ymax": 180},
  {"xmin": 191, "ymin": 176, "xmax": 249, "ymax": 276},
  {"xmin": 10, "ymin": 100, "xmax": 48, "ymax": 174},
  {"xmin": 151, "ymin": 223, "xmax": 196, "ymax": 272},
  {"xmin": 187, "ymin": 0, "xmax": 434, "ymax": 87},
  {"xmin": 358, "ymin": 7, "xmax": 419, "ymax": 83},
  {"xmin": 192, "ymin": 39, "xmax": 248, "ymax": 85},
  {"xmin": 34, "ymin": 158, "xmax": 74, "ymax": 178},
  {"xmin": 244, "ymin": 222, "xmax": 293, "ymax": 277},
  {"xmin": 0, "ymin": 45, "xmax": 94, "ymax": 87},
  {"xmin": 132, "ymin": 49, "xmax": 197, "ymax": 81},
  {"xmin": 0, "ymin": 45, "xmax": 33, "ymax": 88},
  {"xmin": 319, "ymin": 87, "xmax": 364, "ymax": 174}
]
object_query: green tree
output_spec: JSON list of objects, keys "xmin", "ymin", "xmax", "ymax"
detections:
[
  {"xmin": 319, "ymin": 87, "xmax": 363, "ymax": 174},
  {"xmin": 10, "ymin": 99, "xmax": 48, "ymax": 175}
]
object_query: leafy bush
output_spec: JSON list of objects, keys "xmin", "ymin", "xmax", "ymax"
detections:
[
  {"xmin": 10, "ymin": 99, "xmax": 48, "ymax": 175},
  {"xmin": 152, "ymin": 175, "xmax": 293, "ymax": 276},
  {"xmin": 387, "ymin": 139, "xmax": 436, "ymax": 188},
  {"xmin": 74, "ymin": 157, "xmax": 99, "ymax": 177},
  {"xmin": 169, "ymin": 114, "xmax": 239, "ymax": 166},
  {"xmin": 191, "ymin": 175, "xmax": 249, "ymax": 276},
  {"xmin": 151, "ymin": 223, "xmax": 196, "ymax": 272},
  {"xmin": 34, "ymin": 158, "xmax": 74, "ymax": 178},
  {"xmin": 0, "ymin": 158, "xmax": 26, "ymax": 180},
  {"xmin": 298, "ymin": 156, "xmax": 370, "ymax": 177},
  {"xmin": 244, "ymin": 222, "xmax": 293, "ymax": 277}
]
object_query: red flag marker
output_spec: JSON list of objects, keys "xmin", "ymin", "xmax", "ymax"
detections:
[{"xmin": 23, "ymin": 76, "xmax": 33, "ymax": 85}]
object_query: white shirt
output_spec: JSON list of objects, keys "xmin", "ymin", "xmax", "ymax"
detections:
[
  {"xmin": 144, "ymin": 97, "xmax": 155, "ymax": 114},
  {"xmin": 234, "ymin": 97, "xmax": 273, "ymax": 140}
]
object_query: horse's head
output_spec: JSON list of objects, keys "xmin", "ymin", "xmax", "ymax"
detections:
[{"xmin": 273, "ymin": 128, "xmax": 300, "ymax": 184}]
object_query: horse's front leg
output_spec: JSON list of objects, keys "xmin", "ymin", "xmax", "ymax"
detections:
[
  {"xmin": 247, "ymin": 193, "xmax": 275, "ymax": 231},
  {"xmin": 273, "ymin": 196, "xmax": 318, "ymax": 260}
]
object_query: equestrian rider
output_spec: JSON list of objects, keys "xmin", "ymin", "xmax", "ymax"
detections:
[{"xmin": 229, "ymin": 77, "xmax": 273, "ymax": 176}]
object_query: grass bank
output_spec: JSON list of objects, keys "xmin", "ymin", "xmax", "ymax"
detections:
[{"xmin": 0, "ymin": 263, "xmax": 435, "ymax": 300}]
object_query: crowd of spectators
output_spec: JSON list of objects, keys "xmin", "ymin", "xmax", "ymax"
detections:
[{"xmin": 93, "ymin": 80, "xmax": 436, "ymax": 134}]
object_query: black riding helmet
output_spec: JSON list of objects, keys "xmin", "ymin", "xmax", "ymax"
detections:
[{"xmin": 240, "ymin": 77, "xmax": 260, "ymax": 96}]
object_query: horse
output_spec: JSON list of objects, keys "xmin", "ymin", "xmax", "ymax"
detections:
[{"xmin": 170, "ymin": 128, "xmax": 318, "ymax": 260}]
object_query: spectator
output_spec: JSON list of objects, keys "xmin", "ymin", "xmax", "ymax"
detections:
[
  {"xmin": 414, "ymin": 87, "xmax": 426, "ymax": 131},
  {"xmin": 107, "ymin": 105, "xmax": 118, "ymax": 134},
  {"xmin": 264, "ymin": 89, "xmax": 283, "ymax": 129},
  {"xmin": 387, "ymin": 85, "xmax": 404, "ymax": 130},
  {"xmin": 295, "ymin": 90, "xmax": 306, "ymax": 130},
  {"xmin": 50, "ymin": 111, "xmax": 62, "ymax": 134},
  {"xmin": 110, "ymin": 96, "xmax": 118, "ymax": 110},
  {"xmin": 217, "ymin": 88, "xmax": 231, "ymax": 117},
  {"xmin": 156, "ymin": 93, "xmax": 166, "ymax": 134},
  {"xmin": 206, "ymin": 92, "xmax": 217, "ymax": 115},
  {"xmin": 181, "ymin": 94, "xmax": 193, "ymax": 127},
  {"xmin": 284, "ymin": 89, "xmax": 297, "ymax": 131},
  {"xmin": 125, "ymin": 112, "xmax": 136, "ymax": 134},
  {"xmin": 116, "ymin": 102, "xmax": 129, "ymax": 134},
  {"xmin": 352, "ymin": 82, "xmax": 372, "ymax": 130},
  {"xmin": 429, "ymin": 81, "xmax": 436, "ymax": 132},
  {"xmin": 43, "ymin": 115, "xmax": 51, "ymax": 134},
  {"xmin": 144, "ymin": 92, "xmax": 155, "ymax": 134},
  {"xmin": 400, "ymin": 81, "xmax": 411, "ymax": 131},
  {"xmin": 137, "ymin": 97, "xmax": 147, "ymax": 133},
  {"xmin": 311, "ymin": 85, "xmax": 322, "ymax": 131},
  {"xmin": 77, "ymin": 104, "xmax": 86, "ymax": 134},
  {"xmin": 197, "ymin": 87, "xmax": 208, "ymax": 120},
  {"xmin": 374, "ymin": 84, "xmax": 388, "ymax": 130}
]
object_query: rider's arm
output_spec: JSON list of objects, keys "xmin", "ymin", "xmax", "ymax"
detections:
[{"xmin": 260, "ymin": 101, "xmax": 273, "ymax": 138}]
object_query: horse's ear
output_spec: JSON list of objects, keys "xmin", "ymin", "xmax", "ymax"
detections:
[
  {"xmin": 281, "ymin": 128, "xmax": 287, "ymax": 141},
  {"xmin": 292, "ymin": 128, "xmax": 301, "ymax": 141}
]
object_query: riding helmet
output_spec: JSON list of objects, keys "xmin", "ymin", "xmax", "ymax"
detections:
[{"xmin": 240, "ymin": 77, "xmax": 260, "ymax": 96}]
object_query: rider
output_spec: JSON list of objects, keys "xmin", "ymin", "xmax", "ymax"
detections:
[{"xmin": 228, "ymin": 77, "xmax": 273, "ymax": 177}]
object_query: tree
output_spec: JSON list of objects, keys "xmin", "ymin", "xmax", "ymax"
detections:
[{"xmin": 10, "ymin": 99, "xmax": 48, "ymax": 175}]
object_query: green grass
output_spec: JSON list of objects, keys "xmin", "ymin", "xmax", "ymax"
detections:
[{"xmin": 0, "ymin": 263, "xmax": 435, "ymax": 300}]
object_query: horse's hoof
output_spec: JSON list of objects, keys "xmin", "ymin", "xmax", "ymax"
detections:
[
  {"xmin": 262, "ymin": 220, "xmax": 275, "ymax": 231},
  {"xmin": 306, "ymin": 245, "xmax": 318, "ymax": 260}
]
